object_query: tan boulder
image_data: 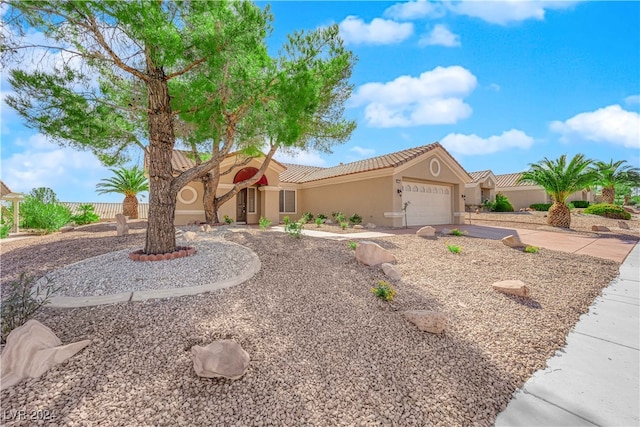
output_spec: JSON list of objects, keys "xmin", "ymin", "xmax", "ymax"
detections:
[
  {"xmin": 183, "ymin": 231, "xmax": 198, "ymax": 242},
  {"xmin": 618, "ymin": 221, "xmax": 630, "ymax": 230},
  {"xmin": 353, "ymin": 224, "xmax": 364, "ymax": 229},
  {"xmin": 592, "ymin": 225, "xmax": 611, "ymax": 232},
  {"xmin": 492, "ymin": 280, "xmax": 530, "ymax": 298},
  {"xmin": 403, "ymin": 310, "xmax": 447, "ymax": 334},
  {"xmin": 1, "ymin": 320, "xmax": 91, "ymax": 390},
  {"xmin": 355, "ymin": 241, "xmax": 397, "ymax": 266},
  {"xmin": 381, "ymin": 263, "xmax": 401, "ymax": 281},
  {"xmin": 501, "ymin": 234, "xmax": 525, "ymax": 248},
  {"xmin": 191, "ymin": 340, "xmax": 250, "ymax": 380},
  {"xmin": 416, "ymin": 226, "xmax": 437, "ymax": 239},
  {"xmin": 115, "ymin": 213, "xmax": 129, "ymax": 236}
]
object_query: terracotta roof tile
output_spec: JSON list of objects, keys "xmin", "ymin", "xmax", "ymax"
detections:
[
  {"xmin": 495, "ymin": 172, "xmax": 536, "ymax": 188},
  {"xmin": 62, "ymin": 202, "xmax": 149, "ymax": 220},
  {"xmin": 468, "ymin": 170, "xmax": 491, "ymax": 183}
]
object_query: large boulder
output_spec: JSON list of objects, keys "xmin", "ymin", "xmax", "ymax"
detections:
[
  {"xmin": 403, "ymin": 310, "xmax": 447, "ymax": 334},
  {"xmin": 416, "ymin": 226, "xmax": 436, "ymax": 239},
  {"xmin": 191, "ymin": 340, "xmax": 250, "ymax": 380},
  {"xmin": 501, "ymin": 235, "xmax": 525, "ymax": 249},
  {"xmin": 355, "ymin": 241, "xmax": 397, "ymax": 266},
  {"xmin": 381, "ymin": 263, "xmax": 401, "ymax": 281},
  {"xmin": 115, "ymin": 214, "xmax": 129, "ymax": 236},
  {"xmin": 492, "ymin": 280, "xmax": 530, "ymax": 298},
  {"xmin": 1, "ymin": 320, "xmax": 91, "ymax": 390},
  {"xmin": 591, "ymin": 225, "xmax": 611, "ymax": 232}
]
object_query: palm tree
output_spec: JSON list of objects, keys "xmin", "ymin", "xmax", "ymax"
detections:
[
  {"xmin": 96, "ymin": 166, "xmax": 149, "ymax": 219},
  {"xmin": 518, "ymin": 154, "xmax": 596, "ymax": 228},
  {"xmin": 591, "ymin": 159, "xmax": 640, "ymax": 204}
]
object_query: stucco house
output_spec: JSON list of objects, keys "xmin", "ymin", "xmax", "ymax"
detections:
[
  {"xmin": 171, "ymin": 142, "xmax": 471, "ymax": 227},
  {"xmin": 465, "ymin": 171, "xmax": 594, "ymax": 211}
]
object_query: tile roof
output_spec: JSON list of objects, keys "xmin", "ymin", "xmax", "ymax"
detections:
[
  {"xmin": 468, "ymin": 170, "xmax": 491, "ymax": 183},
  {"xmin": 62, "ymin": 202, "xmax": 149, "ymax": 220},
  {"xmin": 494, "ymin": 172, "xmax": 536, "ymax": 188},
  {"xmin": 280, "ymin": 142, "xmax": 467, "ymax": 183},
  {"xmin": 167, "ymin": 150, "xmax": 287, "ymax": 174}
]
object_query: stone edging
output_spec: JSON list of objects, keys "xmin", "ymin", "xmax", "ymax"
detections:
[{"xmin": 46, "ymin": 243, "xmax": 261, "ymax": 308}]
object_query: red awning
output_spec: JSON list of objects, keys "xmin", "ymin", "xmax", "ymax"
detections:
[{"xmin": 233, "ymin": 167, "xmax": 268, "ymax": 185}]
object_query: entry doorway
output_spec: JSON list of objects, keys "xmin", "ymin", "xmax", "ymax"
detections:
[{"xmin": 236, "ymin": 188, "xmax": 247, "ymax": 223}]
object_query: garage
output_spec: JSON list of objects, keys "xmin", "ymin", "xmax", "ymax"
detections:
[{"xmin": 402, "ymin": 182, "xmax": 452, "ymax": 226}]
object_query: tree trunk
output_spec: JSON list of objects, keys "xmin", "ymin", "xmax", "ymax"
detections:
[
  {"xmin": 624, "ymin": 195, "xmax": 630, "ymax": 205},
  {"xmin": 144, "ymin": 70, "xmax": 177, "ymax": 255},
  {"xmin": 200, "ymin": 167, "xmax": 221, "ymax": 224},
  {"xmin": 602, "ymin": 186, "xmax": 615, "ymax": 204},
  {"xmin": 547, "ymin": 202, "xmax": 571, "ymax": 228},
  {"xmin": 123, "ymin": 195, "xmax": 139, "ymax": 219}
]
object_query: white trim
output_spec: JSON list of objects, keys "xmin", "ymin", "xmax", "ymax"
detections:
[
  {"xmin": 279, "ymin": 189, "xmax": 297, "ymax": 214},
  {"xmin": 258, "ymin": 185, "xmax": 282, "ymax": 192},
  {"xmin": 384, "ymin": 212, "xmax": 404, "ymax": 218},
  {"xmin": 175, "ymin": 209, "xmax": 205, "ymax": 215},
  {"xmin": 454, "ymin": 212, "xmax": 466, "ymax": 217},
  {"xmin": 177, "ymin": 186, "xmax": 197, "ymax": 204},
  {"xmin": 429, "ymin": 158, "xmax": 441, "ymax": 177}
]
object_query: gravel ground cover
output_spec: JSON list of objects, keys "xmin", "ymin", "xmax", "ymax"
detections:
[{"xmin": 0, "ymin": 226, "xmax": 620, "ymax": 426}]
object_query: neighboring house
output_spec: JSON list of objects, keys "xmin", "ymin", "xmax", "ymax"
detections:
[
  {"xmin": 169, "ymin": 142, "xmax": 471, "ymax": 227},
  {"xmin": 1, "ymin": 180, "xmax": 26, "ymax": 232},
  {"xmin": 62, "ymin": 202, "xmax": 149, "ymax": 220},
  {"xmin": 466, "ymin": 171, "xmax": 593, "ymax": 210}
]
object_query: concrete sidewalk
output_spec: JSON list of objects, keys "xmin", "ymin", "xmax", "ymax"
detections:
[{"xmin": 494, "ymin": 242, "xmax": 640, "ymax": 426}]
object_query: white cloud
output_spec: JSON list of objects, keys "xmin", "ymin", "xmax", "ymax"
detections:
[
  {"xmin": 350, "ymin": 65, "xmax": 477, "ymax": 127},
  {"xmin": 625, "ymin": 95, "xmax": 640, "ymax": 105},
  {"xmin": 419, "ymin": 24, "xmax": 460, "ymax": 47},
  {"xmin": 440, "ymin": 129, "xmax": 534, "ymax": 155},
  {"xmin": 488, "ymin": 83, "xmax": 501, "ymax": 92},
  {"xmin": 446, "ymin": 1, "xmax": 581, "ymax": 25},
  {"xmin": 338, "ymin": 16, "xmax": 413, "ymax": 45},
  {"xmin": 350, "ymin": 146, "xmax": 376, "ymax": 157},
  {"xmin": 275, "ymin": 149, "xmax": 327, "ymax": 167},
  {"xmin": 384, "ymin": 0, "xmax": 445, "ymax": 20},
  {"xmin": 550, "ymin": 104, "xmax": 640, "ymax": 149}
]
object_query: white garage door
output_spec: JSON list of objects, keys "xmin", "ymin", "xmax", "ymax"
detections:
[{"xmin": 402, "ymin": 182, "xmax": 452, "ymax": 226}]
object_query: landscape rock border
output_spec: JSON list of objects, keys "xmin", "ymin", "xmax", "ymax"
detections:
[{"xmin": 128, "ymin": 246, "xmax": 196, "ymax": 262}]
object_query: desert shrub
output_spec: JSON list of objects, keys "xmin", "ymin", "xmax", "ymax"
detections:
[
  {"xmin": 340, "ymin": 221, "xmax": 348, "ymax": 230},
  {"xmin": 371, "ymin": 281, "xmax": 396, "ymax": 302},
  {"xmin": 259, "ymin": 216, "xmax": 271, "ymax": 230},
  {"xmin": 301, "ymin": 212, "xmax": 314, "ymax": 223},
  {"xmin": 530, "ymin": 203, "xmax": 553, "ymax": 211},
  {"xmin": 491, "ymin": 193, "xmax": 514, "ymax": 212},
  {"xmin": 348, "ymin": 241, "xmax": 357, "ymax": 250},
  {"xmin": 446, "ymin": 243, "xmax": 462, "ymax": 254},
  {"xmin": 317, "ymin": 213, "xmax": 327, "ymax": 220},
  {"xmin": 284, "ymin": 220, "xmax": 304, "ymax": 239},
  {"xmin": 567, "ymin": 202, "xmax": 575, "ymax": 210},
  {"xmin": 282, "ymin": 215, "xmax": 290, "ymax": 225},
  {"xmin": 571, "ymin": 200, "xmax": 590, "ymax": 208},
  {"xmin": 524, "ymin": 245, "xmax": 539, "ymax": 253},
  {"xmin": 1, "ymin": 273, "xmax": 59, "ymax": 343},
  {"xmin": 71, "ymin": 203, "xmax": 100, "ymax": 225},
  {"xmin": 583, "ymin": 203, "xmax": 631, "ymax": 220},
  {"xmin": 332, "ymin": 211, "xmax": 345, "ymax": 223},
  {"xmin": 315, "ymin": 217, "xmax": 323, "ymax": 227},
  {"xmin": 450, "ymin": 228, "xmax": 466, "ymax": 236},
  {"xmin": 1, "ymin": 223, "xmax": 10, "ymax": 239},
  {"xmin": 349, "ymin": 213, "xmax": 363, "ymax": 225},
  {"xmin": 223, "ymin": 214, "xmax": 234, "ymax": 224},
  {"xmin": 21, "ymin": 188, "xmax": 71, "ymax": 233}
]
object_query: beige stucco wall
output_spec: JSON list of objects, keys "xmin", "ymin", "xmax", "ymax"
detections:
[{"xmin": 498, "ymin": 188, "xmax": 549, "ymax": 210}]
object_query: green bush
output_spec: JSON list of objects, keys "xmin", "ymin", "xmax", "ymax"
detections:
[
  {"xmin": 584, "ymin": 203, "xmax": 631, "ymax": 220},
  {"xmin": 340, "ymin": 221, "xmax": 348, "ymax": 230},
  {"xmin": 524, "ymin": 245, "xmax": 539, "ymax": 254},
  {"xmin": 492, "ymin": 193, "xmax": 514, "ymax": 212},
  {"xmin": 315, "ymin": 217, "xmax": 323, "ymax": 227},
  {"xmin": 282, "ymin": 215, "xmax": 290, "ymax": 225},
  {"xmin": 259, "ymin": 216, "xmax": 271, "ymax": 230},
  {"xmin": 446, "ymin": 243, "xmax": 462, "ymax": 254},
  {"xmin": 284, "ymin": 220, "xmax": 304, "ymax": 239},
  {"xmin": 317, "ymin": 213, "xmax": 327, "ymax": 220},
  {"xmin": 71, "ymin": 203, "xmax": 100, "ymax": 225},
  {"xmin": 1, "ymin": 273, "xmax": 59, "ymax": 343},
  {"xmin": 300, "ymin": 212, "xmax": 314, "ymax": 223},
  {"xmin": 571, "ymin": 200, "xmax": 590, "ymax": 208},
  {"xmin": 371, "ymin": 281, "xmax": 396, "ymax": 302},
  {"xmin": 530, "ymin": 203, "xmax": 553, "ymax": 211},
  {"xmin": 1, "ymin": 223, "xmax": 10, "ymax": 239},
  {"xmin": 349, "ymin": 213, "xmax": 363, "ymax": 225},
  {"xmin": 332, "ymin": 211, "xmax": 346, "ymax": 223},
  {"xmin": 223, "ymin": 214, "xmax": 234, "ymax": 224},
  {"xmin": 450, "ymin": 228, "xmax": 466, "ymax": 236},
  {"xmin": 348, "ymin": 241, "xmax": 357, "ymax": 250},
  {"xmin": 21, "ymin": 189, "xmax": 71, "ymax": 233}
]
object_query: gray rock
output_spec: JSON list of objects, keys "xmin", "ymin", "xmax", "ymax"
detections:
[
  {"xmin": 618, "ymin": 221, "xmax": 630, "ymax": 230},
  {"xmin": 115, "ymin": 214, "xmax": 129, "ymax": 236},
  {"xmin": 591, "ymin": 225, "xmax": 611, "ymax": 232},
  {"xmin": 191, "ymin": 340, "xmax": 250, "ymax": 380},
  {"xmin": 355, "ymin": 241, "xmax": 396, "ymax": 266},
  {"xmin": 381, "ymin": 263, "xmax": 401, "ymax": 281},
  {"xmin": 416, "ymin": 226, "xmax": 436, "ymax": 239},
  {"xmin": 60, "ymin": 226, "xmax": 74, "ymax": 233},
  {"xmin": 403, "ymin": 310, "xmax": 447, "ymax": 334},
  {"xmin": 501, "ymin": 235, "xmax": 525, "ymax": 248},
  {"xmin": 492, "ymin": 279, "xmax": 530, "ymax": 297}
]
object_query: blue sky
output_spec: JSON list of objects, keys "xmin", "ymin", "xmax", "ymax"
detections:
[{"xmin": 1, "ymin": 1, "xmax": 639, "ymax": 202}]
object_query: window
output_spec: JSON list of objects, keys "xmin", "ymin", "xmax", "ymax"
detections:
[
  {"xmin": 279, "ymin": 190, "xmax": 296, "ymax": 213},
  {"xmin": 247, "ymin": 188, "xmax": 256, "ymax": 213}
]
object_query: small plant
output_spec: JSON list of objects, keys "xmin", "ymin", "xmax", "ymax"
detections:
[
  {"xmin": 349, "ymin": 213, "xmax": 363, "ymax": 225},
  {"xmin": 340, "ymin": 221, "xmax": 348, "ymax": 230},
  {"xmin": 301, "ymin": 212, "xmax": 314, "ymax": 223},
  {"xmin": 1, "ymin": 223, "xmax": 10, "ymax": 239},
  {"xmin": 259, "ymin": 216, "xmax": 272, "ymax": 230},
  {"xmin": 315, "ymin": 217, "xmax": 323, "ymax": 227},
  {"xmin": 348, "ymin": 241, "xmax": 357, "ymax": 250},
  {"xmin": 285, "ymin": 220, "xmax": 304, "ymax": 239},
  {"xmin": 371, "ymin": 281, "xmax": 396, "ymax": 302},
  {"xmin": 450, "ymin": 228, "xmax": 466, "ymax": 236},
  {"xmin": 223, "ymin": 215, "xmax": 233, "ymax": 224},
  {"xmin": 524, "ymin": 245, "xmax": 539, "ymax": 253},
  {"xmin": 282, "ymin": 215, "xmax": 291, "ymax": 226},
  {"xmin": 446, "ymin": 243, "xmax": 462, "ymax": 254},
  {"xmin": 572, "ymin": 200, "xmax": 590, "ymax": 208},
  {"xmin": 529, "ymin": 203, "xmax": 553, "ymax": 212},
  {"xmin": 71, "ymin": 203, "xmax": 100, "ymax": 225},
  {"xmin": 317, "ymin": 213, "xmax": 327, "ymax": 221},
  {"xmin": 1, "ymin": 273, "xmax": 59, "ymax": 343}
]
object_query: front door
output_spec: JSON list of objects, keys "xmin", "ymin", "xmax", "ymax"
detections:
[{"xmin": 236, "ymin": 188, "xmax": 247, "ymax": 223}]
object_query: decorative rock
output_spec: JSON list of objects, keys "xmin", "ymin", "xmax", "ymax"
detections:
[
  {"xmin": 592, "ymin": 225, "xmax": 611, "ymax": 232},
  {"xmin": 416, "ymin": 226, "xmax": 437, "ymax": 239},
  {"xmin": 204, "ymin": 224, "xmax": 212, "ymax": 232},
  {"xmin": 381, "ymin": 263, "xmax": 401, "ymax": 281},
  {"xmin": 492, "ymin": 279, "xmax": 530, "ymax": 298},
  {"xmin": 475, "ymin": 208, "xmax": 480, "ymax": 214},
  {"xmin": 1, "ymin": 320, "xmax": 91, "ymax": 390},
  {"xmin": 191, "ymin": 340, "xmax": 250, "ymax": 380},
  {"xmin": 355, "ymin": 241, "xmax": 397, "ymax": 266},
  {"xmin": 59, "ymin": 226, "xmax": 74, "ymax": 233},
  {"xmin": 403, "ymin": 310, "xmax": 447, "ymax": 334},
  {"xmin": 353, "ymin": 224, "xmax": 364, "ymax": 229},
  {"xmin": 501, "ymin": 234, "xmax": 525, "ymax": 249},
  {"xmin": 441, "ymin": 228, "xmax": 450, "ymax": 235},
  {"xmin": 184, "ymin": 231, "xmax": 197, "ymax": 242},
  {"xmin": 115, "ymin": 214, "xmax": 129, "ymax": 236},
  {"xmin": 618, "ymin": 221, "xmax": 630, "ymax": 230},
  {"xmin": 365, "ymin": 222, "xmax": 376, "ymax": 229},
  {"xmin": 324, "ymin": 219, "xmax": 333, "ymax": 225},
  {"xmin": 199, "ymin": 225, "xmax": 205, "ymax": 232}
]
